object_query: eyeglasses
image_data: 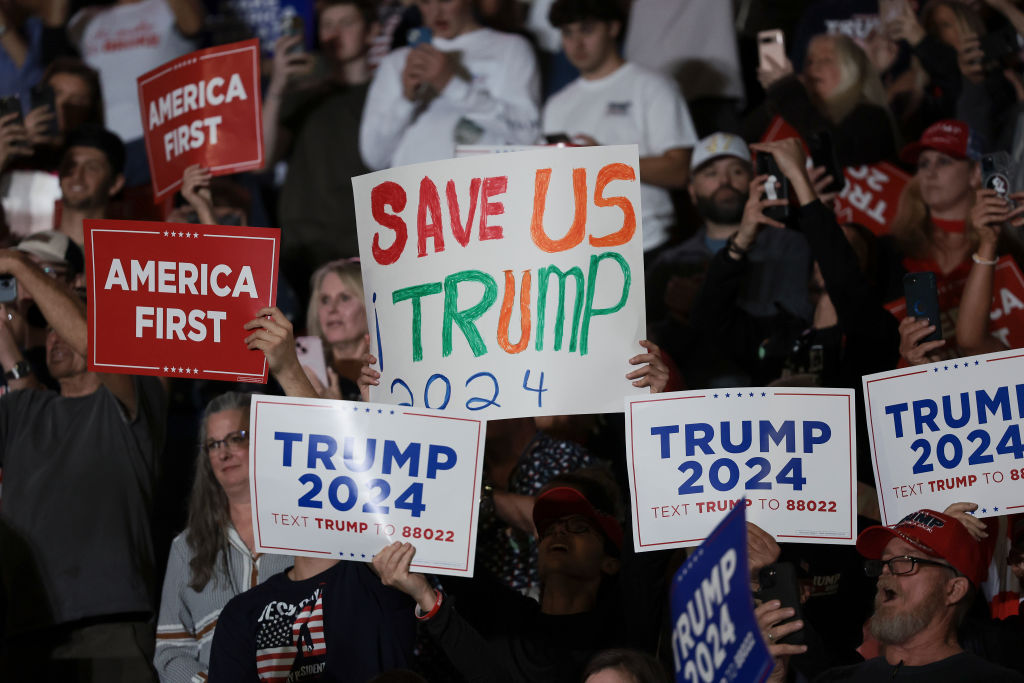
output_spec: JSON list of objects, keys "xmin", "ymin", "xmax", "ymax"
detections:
[
  {"xmin": 864, "ymin": 555, "xmax": 959, "ymax": 578},
  {"xmin": 204, "ymin": 429, "xmax": 248, "ymax": 454},
  {"xmin": 540, "ymin": 516, "xmax": 596, "ymax": 539}
]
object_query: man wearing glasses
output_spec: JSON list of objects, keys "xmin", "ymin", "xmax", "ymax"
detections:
[{"xmin": 813, "ymin": 509, "xmax": 1023, "ymax": 681}]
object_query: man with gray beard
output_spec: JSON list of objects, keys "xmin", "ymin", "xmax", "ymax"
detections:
[{"xmin": 813, "ymin": 509, "xmax": 1022, "ymax": 682}]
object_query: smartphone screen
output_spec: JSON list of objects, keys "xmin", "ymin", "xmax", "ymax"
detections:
[
  {"xmin": 407, "ymin": 27, "xmax": 433, "ymax": 48},
  {"xmin": 0, "ymin": 276, "xmax": 17, "ymax": 304},
  {"xmin": 903, "ymin": 272, "xmax": 942, "ymax": 342},
  {"xmin": 756, "ymin": 152, "xmax": 790, "ymax": 221}
]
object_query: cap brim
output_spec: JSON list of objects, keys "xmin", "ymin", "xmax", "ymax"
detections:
[
  {"xmin": 533, "ymin": 487, "xmax": 623, "ymax": 549},
  {"xmin": 856, "ymin": 524, "xmax": 942, "ymax": 563},
  {"xmin": 13, "ymin": 243, "xmax": 65, "ymax": 266}
]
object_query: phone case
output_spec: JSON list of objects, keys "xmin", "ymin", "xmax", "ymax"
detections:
[
  {"xmin": 903, "ymin": 272, "xmax": 943, "ymax": 342},
  {"xmin": 756, "ymin": 153, "xmax": 790, "ymax": 221},
  {"xmin": 757, "ymin": 30, "xmax": 786, "ymax": 70},
  {"xmin": 756, "ymin": 562, "xmax": 805, "ymax": 645}
]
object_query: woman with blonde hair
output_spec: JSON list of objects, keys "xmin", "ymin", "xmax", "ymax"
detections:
[
  {"xmin": 303, "ymin": 258, "xmax": 368, "ymax": 399},
  {"xmin": 154, "ymin": 392, "xmax": 291, "ymax": 681},
  {"xmin": 748, "ymin": 32, "xmax": 899, "ymax": 166}
]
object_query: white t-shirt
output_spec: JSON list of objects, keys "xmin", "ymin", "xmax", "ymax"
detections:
[
  {"xmin": 624, "ymin": 0, "xmax": 745, "ymax": 103},
  {"xmin": 359, "ymin": 27, "xmax": 540, "ymax": 170},
  {"xmin": 543, "ymin": 62, "xmax": 697, "ymax": 251},
  {"xmin": 72, "ymin": 0, "xmax": 196, "ymax": 143}
]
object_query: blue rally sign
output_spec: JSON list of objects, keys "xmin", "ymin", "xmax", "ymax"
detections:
[{"xmin": 670, "ymin": 501, "xmax": 773, "ymax": 683}]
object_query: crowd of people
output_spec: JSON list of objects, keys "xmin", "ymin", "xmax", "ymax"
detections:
[{"xmin": 1, "ymin": 0, "xmax": 1024, "ymax": 680}]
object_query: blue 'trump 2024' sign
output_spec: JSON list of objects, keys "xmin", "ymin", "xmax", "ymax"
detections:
[{"xmin": 669, "ymin": 501, "xmax": 773, "ymax": 683}]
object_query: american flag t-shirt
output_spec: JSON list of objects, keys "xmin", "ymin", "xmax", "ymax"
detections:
[{"xmin": 255, "ymin": 585, "xmax": 328, "ymax": 682}]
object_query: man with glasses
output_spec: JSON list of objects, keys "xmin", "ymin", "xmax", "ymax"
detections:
[
  {"xmin": 0, "ymin": 244, "xmax": 166, "ymax": 680},
  {"xmin": 812, "ymin": 509, "xmax": 1023, "ymax": 681}
]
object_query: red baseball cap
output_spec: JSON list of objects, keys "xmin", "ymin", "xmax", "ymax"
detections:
[
  {"xmin": 533, "ymin": 486, "xmax": 624, "ymax": 550},
  {"xmin": 856, "ymin": 509, "xmax": 984, "ymax": 585},
  {"xmin": 900, "ymin": 119, "xmax": 981, "ymax": 165}
]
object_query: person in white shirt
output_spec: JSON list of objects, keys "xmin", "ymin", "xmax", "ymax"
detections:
[
  {"xmin": 359, "ymin": 0, "xmax": 540, "ymax": 170},
  {"xmin": 67, "ymin": 0, "xmax": 204, "ymax": 186},
  {"xmin": 542, "ymin": 0, "xmax": 697, "ymax": 255}
]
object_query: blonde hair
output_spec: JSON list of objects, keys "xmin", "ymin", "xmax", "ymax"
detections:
[
  {"xmin": 306, "ymin": 259, "xmax": 364, "ymax": 342},
  {"xmin": 889, "ymin": 175, "xmax": 978, "ymax": 258},
  {"xmin": 809, "ymin": 34, "xmax": 893, "ymax": 126}
]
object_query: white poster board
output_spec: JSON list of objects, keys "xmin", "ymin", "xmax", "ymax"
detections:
[
  {"xmin": 249, "ymin": 395, "xmax": 486, "ymax": 576},
  {"xmin": 625, "ymin": 388, "xmax": 858, "ymax": 550},
  {"xmin": 353, "ymin": 145, "xmax": 647, "ymax": 418},
  {"xmin": 863, "ymin": 349, "xmax": 1024, "ymax": 525}
]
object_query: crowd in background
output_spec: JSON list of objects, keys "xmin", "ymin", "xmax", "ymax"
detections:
[{"xmin": 1, "ymin": 0, "xmax": 1024, "ymax": 680}]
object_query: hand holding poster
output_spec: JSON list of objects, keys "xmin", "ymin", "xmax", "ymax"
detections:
[
  {"xmin": 670, "ymin": 503, "xmax": 773, "ymax": 683},
  {"xmin": 625, "ymin": 388, "xmax": 857, "ymax": 550},
  {"xmin": 353, "ymin": 145, "xmax": 647, "ymax": 418},
  {"xmin": 84, "ymin": 219, "xmax": 280, "ymax": 382},
  {"xmin": 864, "ymin": 348, "xmax": 1024, "ymax": 525},
  {"xmin": 249, "ymin": 395, "xmax": 486, "ymax": 576},
  {"xmin": 137, "ymin": 39, "xmax": 263, "ymax": 203}
]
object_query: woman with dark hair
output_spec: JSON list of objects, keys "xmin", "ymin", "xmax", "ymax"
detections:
[
  {"xmin": 582, "ymin": 648, "xmax": 669, "ymax": 683},
  {"xmin": 154, "ymin": 391, "xmax": 291, "ymax": 682}
]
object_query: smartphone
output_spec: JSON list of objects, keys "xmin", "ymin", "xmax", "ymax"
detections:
[
  {"xmin": 407, "ymin": 26, "xmax": 433, "ymax": 48},
  {"xmin": 756, "ymin": 152, "xmax": 790, "ymax": 222},
  {"xmin": 0, "ymin": 95, "xmax": 23, "ymax": 122},
  {"xmin": 808, "ymin": 129, "xmax": 846, "ymax": 194},
  {"xmin": 757, "ymin": 29, "xmax": 786, "ymax": 71},
  {"xmin": 0, "ymin": 276, "xmax": 16, "ymax": 304},
  {"xmin": 30, "ymin": 83, "xmax": 59, "ymax": 138},
  {"xmin": 279, "ymin": 8, "xmax": 304, "ymax": 55},
  {"xmin": 982, "ymin": 151, "xmax": 1016, "ymax": 209},
  {"xmin": 903, "ymin": 272, "xmax": 942, "ymax": 342},
  {"xmin": 295, "ymin": 335, "xmax": 328, "ymax": 388},
  {"xmin": 545, "ymin": 133, "xmax": 572, "ymax": 144},
  {"xmin": 756, "ymin": 562, "xmax": 805, "ymax": 645},
  {"xmin": 981, "ymin": 25, "xmax": 1020, "ymax": 71}
]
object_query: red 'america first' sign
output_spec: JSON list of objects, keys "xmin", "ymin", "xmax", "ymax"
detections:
[
  {"xmin": 137, "ymin": 39, "xmax": 263, "ymax": 203},
  {"xmin": 84, "ymin": 219, "xmax": 280, "ymax": 383}
]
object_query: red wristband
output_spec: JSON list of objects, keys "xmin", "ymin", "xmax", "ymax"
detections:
[{"xmin": 416, "ymin": 589, "xmax": 443, "ymax": 621}]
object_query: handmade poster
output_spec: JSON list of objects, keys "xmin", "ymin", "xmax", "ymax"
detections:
[
  {"xmin": 137, "ymin": 39, "xmax": 263, "ymax": 203},
  {"xmin": 626, "ymin": 388, "xmax": 857, "ymax": 550},
  {"xmin": 864, "ymin": 348, "xmax": 1024, "ymax": 525},
  {"xmin": 670, "ymin": 502, "xmax": 773, "ymax": 683},
  {"xmin": 885, "ymin": 256, "xmax": 1024, "ymax": 350},
  {"xmin": 84, "ymin": 219, "xmax": 280, "ymax": 382},
  {"xmin": 353, "ymin": 145, "xmax": 647, "ymax": 418},
  {"xmin": 248, "ymin": 395, "xmax": 486, "ymax": 576}
]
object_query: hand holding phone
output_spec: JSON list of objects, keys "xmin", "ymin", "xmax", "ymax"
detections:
[
  {"xmin": 903, "ymin": 272, "xmax": 942, "ymax": 342},
  {"xmin": 755, "ymin": 562, "xmax": 805, "ymax": 645},
  {"xmin": 755, "ymin": 152, "xmax": 791, "ymax": 222},
  {"xmin": 29, "ymin": 83, "xmax": 60, "ymax": 140}
]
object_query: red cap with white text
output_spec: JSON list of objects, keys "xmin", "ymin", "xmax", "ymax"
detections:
[{"xmin": 900, "ymin": 119, "xmax": 981, "ymax": 165}]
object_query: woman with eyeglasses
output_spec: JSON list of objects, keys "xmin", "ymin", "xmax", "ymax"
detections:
[{"xmin": 154, "ymin": 391, "xmax": 292, "ymax": 682}]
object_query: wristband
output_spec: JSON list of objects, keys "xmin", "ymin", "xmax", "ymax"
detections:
[
  {"xmin": 726, "ymin": 234, "xmax": 748, "ymax": 258},
  {"xmin": 971, "ymin": 252, "xmax": 999, "ymax": 266},
  {"xmin": 415, "ymin": 589, "xmax": 443, "ymax": 621},
  {"xmin": 4, "ymin": 360, "xmax": 30, "ymax": 380}
]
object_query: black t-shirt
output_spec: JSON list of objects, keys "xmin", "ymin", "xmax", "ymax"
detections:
[
  {"xmin": 816, "ymin": 652, "xmax": 1024, "ymax": 682},
  {"xmin": 208, "ymin": 562, "xmax": 415, "ymax": 682}
]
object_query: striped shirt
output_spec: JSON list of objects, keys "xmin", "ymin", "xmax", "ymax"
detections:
[{"xmin": 155, "ymin": 526, "xmax": 292, "ymax": 682}]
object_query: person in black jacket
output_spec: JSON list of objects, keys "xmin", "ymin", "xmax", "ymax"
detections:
[
  {"xmin": 373, "ymin": 471, "xmax": 671, "ymax": 683},
  {"xmin": 746, "ymin": 33, "xmax": 899, "ymax": 167}
]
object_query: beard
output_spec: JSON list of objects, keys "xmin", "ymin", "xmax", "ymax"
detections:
[
  {"xmin": 868, "ymin": 579, "xmax": 946, "ymax": 645},
  {"xmin": 695, "ymin": 186, "xmax": 747, "ymax": 224}
]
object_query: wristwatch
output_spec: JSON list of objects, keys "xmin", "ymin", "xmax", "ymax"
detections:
[{"xmin": 5, "ymin": 360, "xmax": 31, "ymax": 380}]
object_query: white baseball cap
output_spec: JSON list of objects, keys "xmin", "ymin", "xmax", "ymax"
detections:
[{"xmin": 690, "ymin": 132, "xmax": 752, "ymax": 172}]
